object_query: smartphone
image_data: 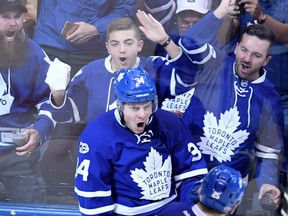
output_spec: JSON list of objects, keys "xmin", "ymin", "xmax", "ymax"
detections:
[
  {"xmin": 61, "ymin": 21, "xmax": 79, "ymax": 37},
  {"xmin": 236, "ymin": 0, "xmax": 246, "ymax": 15}
]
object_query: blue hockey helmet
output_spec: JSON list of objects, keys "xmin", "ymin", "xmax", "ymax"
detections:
[
  {"xmin": 200, "ymin": 164, "xmax": 245, "ymax": 214},
  {"xmin": 114, "ymin": 67, "xmax": 158, "ymax": 105}
]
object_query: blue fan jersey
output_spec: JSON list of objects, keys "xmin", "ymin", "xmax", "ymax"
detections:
[
  {"xmin": 178, "ymin": 17, "xmax": 284, "ymax": 188},
  {"xmin": 0, "ymin": 38, "xmax": 55, "ymax": 149},
  {"xmin": 75, "ymin": 109, "xmax": 207, "ymax": 215}
]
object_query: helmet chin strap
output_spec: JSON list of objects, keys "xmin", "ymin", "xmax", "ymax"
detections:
[
  {"xmin": 118, "ymin": 109, "xmax": 126, "ymax": 127},
  {"xmin": 116, "ymin": 101, "xmax": 126, "ymax": 126}
]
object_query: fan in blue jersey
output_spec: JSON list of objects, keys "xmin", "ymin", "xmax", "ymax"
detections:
[
  {"xmin": 221, "ymin": 0, "xmax": 288, "ymax": 209},
  {"xmin": 47, "ymin": 11, "xmax": 199, "ymax": 125},
  {"xmin": 74, "ymin": 68, "xmax": 208, "ymax": 215},
  {"xmin": 157, "ymin": 164, "xmax": 245, "ymax": 216},
  {"xmin": 176, "ymin": 1, "xmax": 284, "ymax": 210},
  {"xmin": 0, "ymin": 0, "xmax": 56, "ymax": 203}
]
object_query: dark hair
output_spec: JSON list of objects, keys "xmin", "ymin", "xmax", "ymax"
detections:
[
  {"xmin": 106, "ymin": 17, "xmax": 141, "ymax": 41},
  {"xmin": 239, "ymin": 24, "xmax": 275, "ymax": 53}
]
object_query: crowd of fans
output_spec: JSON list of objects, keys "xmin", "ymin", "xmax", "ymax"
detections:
[{"xmin": 0, "ymin": 0, "xmax": 287, "ymax": 215}]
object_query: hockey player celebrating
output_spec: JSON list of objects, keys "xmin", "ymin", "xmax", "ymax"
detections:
[{"xmin": 74, "ymin": 68, "xmax": 208, "ymax": 215}]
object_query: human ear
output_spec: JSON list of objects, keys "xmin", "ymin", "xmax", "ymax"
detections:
[
  {"xmin": 263, "ymin": 55, "xmax": 272, "ymax": 67},
  {"xmin": 105, "ymin": 42, "xmax": 110, "ymax": 54},
  {"xmin": 234, "ymin": 42, "xmax": 239, "ymax": 55},
  {"xmin": 138, "ymin": 40, "xmax": 144, "ymax": 52}
]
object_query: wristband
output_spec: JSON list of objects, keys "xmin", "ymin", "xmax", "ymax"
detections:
[
  {"xmin": 258, "ymin": 12, "xmax": 267, "ymax": 24},
  {"xmin": 161, "ymin": 36, "xmax": 171, "ymax": 48}
]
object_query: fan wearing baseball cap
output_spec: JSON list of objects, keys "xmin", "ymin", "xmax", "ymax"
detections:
[
  {"xmin": 0, "ymin": 0, "xmax": 28, "ymax": 14},
  {"xmin": 144, "ymin": 0, "xmax": 211, "ymax": 40},
  {"xmin": 176, "ymin": 0, "xmax": 211, "ymax": 36},
  {"xmin": 0, "ymin": 0, "xmax": 57, "ymax": 204}
]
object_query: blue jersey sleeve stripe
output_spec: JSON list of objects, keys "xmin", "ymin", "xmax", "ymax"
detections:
[
  {"xmin": 155, "ymin": 3, "xmax": 176, "ymax": 25},
  {"xmin": 69, "ymin": 97, "xmax": 81, "ymax": 122},
  {"xmin": 79, "ymin": 204, "xmax": 115, "ymax": 215},
  {"xmin": 170, "ymin": 68, "xmax": 176, "ymax": 96},
  {"xmin": 179, "ymin": 42, "xmax": 216, "ymax": 65},
  {"xmin": 176, "ymin": 74, "xmax": 198, "ymax": 88},
  {"xmin": 178, "ymin": 40, "xmax": 208, "ymax": 54},
  {"xmin": 145, "ymin": 0, "xmax": 174, "ymax": 13},
  {"xmin": 49, "ymin": 92, "xmax": 67, "ymax": 109},
  {"xmin": 38, "ymin": 110, "xmax": 57, "ymax": 127},
  {"xmin": 254, "ymin": 142, "xmax": 282, "ymax": 153},
  {"xmin": 114, "ymin": 194, "xmax": 177, "ymax": 215},
  {"xmin": 74, "ymin": 187, "xmax": 111, "ymax": 198},
  {"xmin": 255, "ymin": 152, "xmax": 279, "ymax": 160},
  {"xmin": 35, "ymin": 99, "xmax": 49, "ymax": 109},
  {"xmin": 174, "ymin": 168, "xmax": 208, "ymax": 181},
  {"xmin": 144, "ymin": 0, "xmax": 176, "ymax": 25}
]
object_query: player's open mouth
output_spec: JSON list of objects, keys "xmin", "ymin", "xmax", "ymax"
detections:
[
  {"xmin": 136, "ymin": 122, "xmax": 146, "ymax": 131},
  {"xmin": 137, "ymin": 122, "xmax": 145, "ymax": 128},
  {"xmin": 6, "ymin": 30, "xmax": 16, "ymax": 41}
]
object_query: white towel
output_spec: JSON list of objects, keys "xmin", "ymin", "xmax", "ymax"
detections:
[{"xmin": 45, "ymin": 58, "xmax": 71, "ymax": 90}]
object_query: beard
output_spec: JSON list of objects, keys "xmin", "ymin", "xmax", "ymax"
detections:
[{"xmin": 0, "ymin": 29, "xmax": 29, "ymax": 69}]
